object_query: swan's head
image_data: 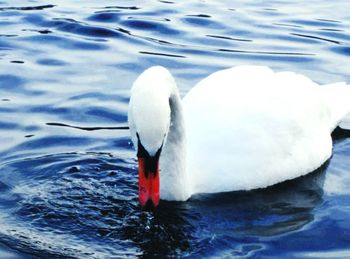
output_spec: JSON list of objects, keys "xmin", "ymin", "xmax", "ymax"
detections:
[{"xmin": 128, "ymin": 66, "xmax": 175, "ymax": 208}]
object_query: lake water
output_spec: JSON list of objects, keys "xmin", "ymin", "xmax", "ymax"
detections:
[{"xmin": 0, "ymin": 0, "xmax": 350, "ymax": 258}]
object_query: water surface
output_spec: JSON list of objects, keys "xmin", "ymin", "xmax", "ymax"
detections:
[{"xmin": 0, "ymin": 0, "xmax": 350, "ymax": 258}]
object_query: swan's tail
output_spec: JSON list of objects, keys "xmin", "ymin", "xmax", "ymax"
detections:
[
  {"xmin": 320, "ymin": 82, "xmax": 350, "ymax": 131},
  {"xmin": 340, "ymin": 114, "xmax": 350, "ymax": 130}
]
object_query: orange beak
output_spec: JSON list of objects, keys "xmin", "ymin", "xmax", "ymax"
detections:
[{"xmin": 138, "ymin": 157, "xmax": 160, "ymax": 208}]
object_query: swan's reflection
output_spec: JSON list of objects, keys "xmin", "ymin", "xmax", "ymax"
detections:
[
  {"xmin": 126, "ymin": 162, "xmax": 328, "ymax": 257},
  {"xmin": 189, "ymin": 162, "xmax": 327, "ymax": 237}
]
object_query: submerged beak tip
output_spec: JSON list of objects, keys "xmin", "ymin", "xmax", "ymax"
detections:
[{"xmin": 141, "ymin": 199, "xmax": 159, "ymax": 210}]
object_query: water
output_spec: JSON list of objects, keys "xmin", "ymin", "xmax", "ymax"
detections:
[{"xmin": 0, "ymin": 0, "xmax": 350, "ymax": 257}]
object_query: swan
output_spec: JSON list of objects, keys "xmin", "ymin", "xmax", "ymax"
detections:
[{"xmin": 128, "ymin": 65, "xmax": 350, "ymax": 207}]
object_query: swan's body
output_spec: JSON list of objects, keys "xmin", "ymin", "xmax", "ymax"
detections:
[{"xmin": 128, "ymin": 65, "xmax": 350, "ymax": 205}]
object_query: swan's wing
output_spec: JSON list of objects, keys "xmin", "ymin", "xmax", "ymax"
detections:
[{"xmin": 182, "ymin": 65, "xmax": 333, "ymax": 194}]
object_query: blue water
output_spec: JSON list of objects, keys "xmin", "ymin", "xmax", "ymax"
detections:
[{"xmin": 0, "ymin": 0, "xmax": 350, "ymax": 258}]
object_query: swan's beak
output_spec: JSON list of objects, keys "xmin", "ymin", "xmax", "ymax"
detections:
[{"xmin": 138, "ymin": 157, "xmax": 160, "ymax": 208}]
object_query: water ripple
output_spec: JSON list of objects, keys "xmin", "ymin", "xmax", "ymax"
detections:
[
  {"xmin": 22, "ymin": 34, "xmax": 108, "ymax": 50},
  {"xmin": 139, "ymin": 51, "xmax": 186, "ymax": 58},
  {"xmin": 291, "ymin": 33, "xmax": 341, "ymax": 44},
  {"xmin": 87, "ymin": 12, "xmax": 121, "ymax": 23},
  {"xmin": 0, "ymin": 5, "xmax": 55, "ymax": 11},
  {"xmin": 121, "ymin": 18, "xmax": 179, "ymax": 35}
]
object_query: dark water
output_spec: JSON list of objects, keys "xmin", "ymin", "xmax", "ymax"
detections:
[{"xmin": 0, "ymin": 0, "xmax": 350, "ymax": 258}]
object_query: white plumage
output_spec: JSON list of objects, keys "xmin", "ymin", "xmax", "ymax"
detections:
[{"xmin": 128, "ymin": 65, "xmax": 350, "ymax": 201}]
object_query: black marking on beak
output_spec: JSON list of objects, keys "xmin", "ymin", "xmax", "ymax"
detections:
[{"xmin": 136, "ymin": 133, "xmax": 163, "ymax": 178}]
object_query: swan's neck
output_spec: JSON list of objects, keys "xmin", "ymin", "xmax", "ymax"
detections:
[{"xmin": 160, "ymin": 91, "xmax": 191, "ymax": 201}]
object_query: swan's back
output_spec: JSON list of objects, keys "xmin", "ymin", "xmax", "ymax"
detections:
[{"xmin": 182, "ymin": 66, "xmax": 336, "ymax": 194}]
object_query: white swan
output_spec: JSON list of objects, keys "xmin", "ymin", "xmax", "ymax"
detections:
[{"xmin": 128, "ymin": 65, "xmax": 350, "ymax": 207}]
